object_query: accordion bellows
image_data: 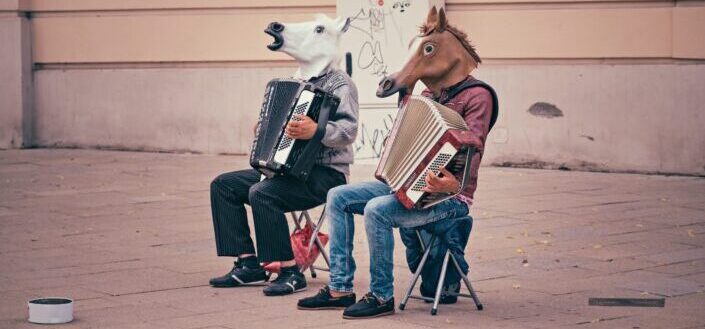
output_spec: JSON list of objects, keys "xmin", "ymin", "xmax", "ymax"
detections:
[{"xmin": 375, "ymin": 96, "xmax": 477, "ymax": 209}]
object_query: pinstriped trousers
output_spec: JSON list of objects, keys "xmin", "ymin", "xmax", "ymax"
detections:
[{"xmin": 210, "ymin": 166, "xmax": 345, "ymax": 262}]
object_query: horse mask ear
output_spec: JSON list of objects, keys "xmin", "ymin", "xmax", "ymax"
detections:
[
  {"xmin": 437, "ymin": 7, "xmax": 448, "ymax": 32},
  {"xmin": 337, "ymin": 17, "xmax": 351, "ymax": 33},
  {"xmin": 426, "ymin": 6, "xmax": 439, "ymax": 28}
]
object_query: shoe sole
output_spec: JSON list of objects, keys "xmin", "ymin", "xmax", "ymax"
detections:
[
  {"xmin": 210, "ymin": 279, "xmax": 268, "ymax": 288},
  {"xmin": 297, "ymin": 305, "xmax": 349, "ymax": 310},
  {"xmin": 263, "ymin": 286, "xmax": 308, "ymax": 296},
  {"xmin": 342, "ymin": 309, "xmax": 395, "ymax": 319},
  {"xmin": 423, "ymin": 299, "xmax": 458, "ymax": 304}
]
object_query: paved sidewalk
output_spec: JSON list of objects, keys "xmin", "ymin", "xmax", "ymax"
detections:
[{"xmin": 1, "ymin": 149, "xmax": 704, "ymax": 329}]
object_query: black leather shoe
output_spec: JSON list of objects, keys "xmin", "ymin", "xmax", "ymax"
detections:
[
  {"xmin": 209, "ymin": 260, "xmax": 268, "ymax": 287},
  {"xmin": 298, "ymin": 286, "xmax": 356, "ymax": 310},
  {"xmin": 342, "ymin": 292, "xmax": 395, "ymax": 319},
  {"xmin": 263, "ymin": 270, "xmax": 307, "ymax": 296}
]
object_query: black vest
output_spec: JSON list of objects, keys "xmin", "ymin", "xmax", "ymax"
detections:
[{"xmin": 435, "ymin": 78, "xmax": 499, "ymax": 132}]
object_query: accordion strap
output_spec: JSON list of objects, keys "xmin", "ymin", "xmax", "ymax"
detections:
[
  {"xmin": 287, "ymin": 91, "xmax": 338, "ymax": 181},
  {"xmin": 455, "ymin": 146, "xmax": 477, "ymax": 197},
  {"xmin": 442, "ymin": 79, "xmax": 499, "ymax": 132},
  {"xmin": 316, "ymin": 70, "xmax": 349, "ymax": 95}
]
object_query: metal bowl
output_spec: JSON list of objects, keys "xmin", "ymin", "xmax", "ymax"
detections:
[{"xmin": 28, "ymin": 297, "xmax": 74, "ymax": 324}]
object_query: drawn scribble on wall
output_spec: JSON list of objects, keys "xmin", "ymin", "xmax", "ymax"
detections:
[
  {"xmin": 349, "ymin": 2, "xmax": 407, "ymax": 79},
  {"xmin": 353, "ymin": 113, "xmax": 396, "ymax": 159},
  {"xmin": 393, "ymin": 1, "xmax": 411, "ymax": 13}
]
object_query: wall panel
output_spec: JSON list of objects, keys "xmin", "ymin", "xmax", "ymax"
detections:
[
  {"xmin": 448, "ymin": 8, "xmax": 672, "ymax": 59},
  {"xmin": 0, "ymin": 0, "xmax": 20, "ymax": 11},
  {"xmin": 476, "ymin": 63, "xmax": 705, "ymax": 175},
  {"xmin": 26, "ymin": 0, "xmax": 335, "ymax": 11},
  {"xmin": 33, "ymin": 66, "xmax": 295, "ymax": 154},
  {"xmin": 32, "ymin": 11, "xmax": 335, "ymax": 64},
  {"xmin": 447, "ymin": 0, "xmax": 668, "ymax": 4},
  {"xmin": 31, "ymin": 4, "xmax": 697, "ymax": 64},
  {"xmin": 673, "ymin": 6, "xmax": 705, "ymax": 59}
]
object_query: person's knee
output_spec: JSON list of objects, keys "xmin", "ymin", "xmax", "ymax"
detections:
[
  {"xmin": 364, "ymin": 198, "xmax": 391, "ymax": 227},
  {"xmin": 248, "ymin": 182, "xmax": 278, "ymax": 207},
  {"xmin": 248, "ymin": 183, "xmax": 265, "ymax": 202},
  {"xmin": 363, "ymin": 197, "xmax": 385, "ymax": 216},
  {"xmin": 326, "ymin": 184, "xmax": 350, "ymax": 206},
  {"xmin": 210, "ymin": 175, "xmax": 226, "ymax": 194}
]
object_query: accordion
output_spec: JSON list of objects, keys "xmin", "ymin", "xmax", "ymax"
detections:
[
  {"xmin": 250, "ymin": 79, "xmax": 340, "ymax": 181},
  {"xmin": 375, "ymin": 96, "xmax": 478, "ymax": 209}
]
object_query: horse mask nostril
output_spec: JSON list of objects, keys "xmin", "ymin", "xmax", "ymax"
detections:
[
  {"xmin": 381, "ymin": 78, "xmax": 394, "ymax": 91},
  {"xmin": 270, "ymin": 22, "xmax": 284, "ymax": 32}
]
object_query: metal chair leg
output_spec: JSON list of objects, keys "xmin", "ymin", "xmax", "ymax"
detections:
[
  {"xmin": 450, "ymin": 252, "xmax": 483, "ymax": 310},
  {"xmin": 291, "ymin": 211, "xmax": 303, "ymax": 229},
  {"xmin": 307, "ymin": 205, "xmax": 326, "ymax": 251},
  {"xmin": 306, "ymin": 205, "xmax": 331, "ymax": 272},
  {"xmin": 431, "ymin": 251, "xmax": 451, "ymax": 316},
  {"xmin": 416, "ymin": 230, "xmax": 427, "ymax": 250},
  {"xmin": 301, "ymin": 209, "xmax": 314, "ymax": 226},
  {"xmin": 314, "ymin": 238, "xmax": 330, "ymax": 269},
  {"xmin": 399, "ymin": 236, "xmax": 436, "ymax": 311}
]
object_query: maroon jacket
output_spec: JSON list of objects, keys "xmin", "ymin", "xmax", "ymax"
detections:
[{"xmin": 420, "ymin": 76, "xmax": 495, "ymax": 204}]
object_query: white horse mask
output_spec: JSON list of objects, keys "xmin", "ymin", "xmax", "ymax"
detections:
[{"xmin": 265, "ymin": 14, "xmax": 351, "ymax": 81}]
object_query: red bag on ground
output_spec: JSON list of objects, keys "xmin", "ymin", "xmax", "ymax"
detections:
[{"xmin": 263, "ymin": 223, "xmax": 328, "ymax": 273}]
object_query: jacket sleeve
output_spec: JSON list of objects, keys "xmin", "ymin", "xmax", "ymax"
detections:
[
  {"xmin": 458, "ymin": 88, "xmax": 493, "ymax": 152},
  {"xmin": 450, "ymin": 88, "xmax": 493, "ymax": 188},
  {"xmin": 319, "ymin": 83, "xmax": 360, "ymax": 148}
]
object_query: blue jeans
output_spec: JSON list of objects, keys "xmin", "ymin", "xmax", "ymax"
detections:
[{"xmin": 326, "ymin": 181, "xmax": 469, "ymax": 301}]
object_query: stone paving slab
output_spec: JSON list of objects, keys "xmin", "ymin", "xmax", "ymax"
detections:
[{"xmin": 1, "ymin": 149, "xmax": 704, "ymax": 328}]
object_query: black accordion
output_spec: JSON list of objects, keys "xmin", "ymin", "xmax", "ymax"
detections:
[{"xmin": 250, "ymin": 79, "xmax": 340, "ymax": 181}]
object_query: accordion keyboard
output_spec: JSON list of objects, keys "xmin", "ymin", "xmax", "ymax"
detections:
[
  {"xmin": 406, "ymin": 142, "xmax": 458, "ymax": 204},
  {"xmin": 411, "ymin": 153, "xmax": 453, "ymax": 191},
  {"xmin": 273, "ymin": 90, "xmax": 315, "ymax": 165}
]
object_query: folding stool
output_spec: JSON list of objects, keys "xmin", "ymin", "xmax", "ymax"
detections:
[
  {"xmin": 399, "ymin": 229, "xmax": 483, "ymax": 315},
  {"xmin": 290, "ymin": 205, "xmax": 330, "ymax": 278}
]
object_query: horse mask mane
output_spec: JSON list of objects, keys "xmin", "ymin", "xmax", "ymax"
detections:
[
  {"xmin": 419, "ymin": 10, "xmax": 481, "ymax": 66},
  {"xmin": 265, "ymin": 14, "xmax": 351, "ymax": 81},
  {"xmin": 377, "ymin": 6, "xmax": 482, "ymax": 98}
]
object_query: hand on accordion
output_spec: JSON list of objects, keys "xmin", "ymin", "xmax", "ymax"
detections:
[
  {"xmin": 422, "ymin": 168, "xmax": 461, "ymax": 194},
  {"xmin": 285, "ymin": 114, "xmax": 317, "ymax": 140}
]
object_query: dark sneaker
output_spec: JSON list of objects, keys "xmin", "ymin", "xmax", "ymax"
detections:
[
  {"xmin": 209, "ymin": 260, "xmax": 268, "ymax": 287},
  {"xmin": 421, "ymin": 281, "xmax": 460, "ymax": 304},
  {"xmin": 298, "ymin": 286, "xmax": 356, "ymax": 310},
  {"xmin": 263, "ymin": 269, "xmax": 307, "ymax": 296},
  {"xmin": 342, "ymin": 292, "xmax": 395, "ymax": 319}
]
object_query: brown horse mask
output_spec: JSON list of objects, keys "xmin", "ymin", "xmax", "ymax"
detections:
[{"xmin": 377, "ymin": 6, "xmax": 482, "ymax": 99}]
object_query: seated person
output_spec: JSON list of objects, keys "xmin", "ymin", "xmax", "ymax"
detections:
[
  {"xmin": 297, "ymin": 7, "xmax": 496, "ymax": 318},
  {"xmin": 208, "ymin": 15, "xmax": 358, "ymax": 297}
]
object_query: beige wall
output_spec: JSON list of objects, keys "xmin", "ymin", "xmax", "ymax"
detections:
[
  {"xmin": 2, "ymin": 0, "xmax": 705, "ymax": 175},
  {"xmin": 29, "ymin": 0, "xmax": 334, "ymax": 64},
  {"xmin": 26, "ymin": 0, "xmax": 705, "ymax": 63},
  {"xmin": 673, "ymin": 6, "xmax": 705, "ymax": 59},
  {"xmin": 0, "ymin": 1, "xmax": 32, "ymax": 148},
  {"xmin": 476, "ymin": 64, "xmax": 705, "ymax": 174},
  {"xmin": 0, "ymin": 15, "xmax": 25, "ymax": 148},
  {"xmin": 33, "ymin": 67, "xmax": 292, "ymax": 154}
]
